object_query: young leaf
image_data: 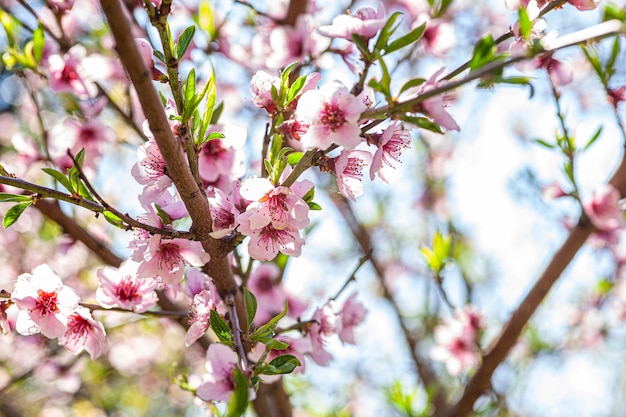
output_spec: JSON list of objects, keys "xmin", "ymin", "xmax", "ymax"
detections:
[
  {"xmin": 0, "ymin": 193, "xmax": 32, "ymax": 203},
  {"xmin": 42, "ymin": 167, "xmax": 74, "ymax": 193},
  {"xmin": 244, "ymin": 288, "xmax": 257, "ymax": 331},
  {"xmin": 226, "ymin": 368, "xmax": 249, "ymax": 417},
  {"xmin": 265, "ymin": 338, "xmax": 289, "ymax": 351},
  {"xmin": 103, "ymin": 210, "xmax": 125, "ymax": 229},
  {"xmin": 517, "ymin": 6, "xmax": 533, "ymax": 41},
  {"xmin": 469, "ymin": 34, "xmax": 498, "ymax": 71},
  {"xmin": 399, "ymin": 77, "xmax": 426, "ymax": 95},
  {"xmin": 262, "ymin": 355, "xmax": 301, "ymax": 375},
  {"xmin": 384, "ymin": 22, "xmax": 426, "ymax": 55},
  {"xmin": 4, "ymin": 201, "xmax": 31, "ymax": 228},
  {"xmin": 583, "ymin": 126, "xmax": 603, "ymax": 151},
  {"xmin": 32, "ymin": 24, "xmax": 44, "ymax": 64},
  {"xmin": 287, "ymin": 151, "xmax": 304, "ymax": 166},
  {"xmin": 176, "ymin": 25, "xmax": 196, "ymax": 60},
  {"xmin": 373, "ymin": 11, "xmax": 403, "ymax": 54},
  {"xmin": 210, "ymin": 310, "xmax": 233, "ymax": 344},
  {"xmin": 351, "ymin": 33, "xmax": 371, "ymax": 58},
  {"xmin": 184, "ymin": 68, "xmax": 196, "ymax": 108},
  {"xmin": 403, "ymin": 116, "xmax": 443, "ymax": 134},
  {"xmin": 533, "ymin": 139, "xmax": 555, "ymax": 149},
  {"xmin": 251, "ymin": 302, "xmax": 288, "ymax": 342}
]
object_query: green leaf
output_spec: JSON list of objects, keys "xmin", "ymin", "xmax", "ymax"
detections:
[
  {"xmin": 287, "ymin": 151, "xmax": 304, "ymax": 166},
  {"xmin": 182, "ymin": 76, "xmax": 211, "ymax": 123},
  {"xmin": 583, "ymin": 126, "xmax": 603, "ymax": 151},
  {"xmin": 498, "ymin": 76, "xmax": 535, "ymax": 98},
  {"xmin": 262, "ymin": 355, "xmax": 301, "ymax": 375},
  {"xmin": 606, "ymin": 37, "xmax": 620, "ymax": 78},
  {"xmin": 184, "ymin": 68, "xmax": 196, "ymax": 108},
  {"xmin": 0, "ymin": 193, "xmax": 32, "ymax": 203},
  {"xmin": 384, "ymin": 22, "xmax": 426, "ymax": 55},
  {"xmin": 265, "ymin": 338, "xmax": 289, "ymax": 351},
  {"xmin": 432, "ymin": 231, "xmax": 451, "ymax": 263},
  {"xmin": 153, "ymin": 49, "xmax": 166, "ymax": 63},
  {"xmin": 251, "ymin": 302, "xmax": 288, "ymax": 342},
  {"xmin": 403, "ymin": 116, "xmax": 443, "ymax": 134},
  {"xmin": 42, "ymin": 167, "xmax": 74, "ymax": 193},
  {"xmin": 469, "ymin": 34, "xmax": 497, "ymax": 71},
  {"xmin": 399, "ymin": 77, "xmax": 426, "ymax": 95},
  {"xmin": 603, "ymin": 2, "xmax": 626, "ymax": 22},
  {"xmin": 244, "ymin": 288, "xmax": 257, "ymax": 331},
  {"xmin": 517, "ymin": 6, "xmax": 533, "ymax": 41},
  {"xmin": 33, "ymin": 24, "xmax": 45, "ymax": 64},
  {"xmin": 533, "ymin": 139, "xmax": 555, "ymax": 149},
  {"xmin": 102, "ymin": 210, "xmax": 124, "ymax": 228},
  {"xmin": 210, "ymin": 101, "xmax": 223, "ymax": 124},
  {"xmin": 197, "ymin": 0, "xmax": 216, "ymax": 39},
  {"xmin": 226, "ymin": 368, "xmax": 249, "ymax": 417},
  {"xmin": 374, "ymin": 11, "xmax": 403, "ymax": 54},
  {"xmin": 210, "ymin": 310, "xmax": 233, "ymax": 344},
  {"xmin": 76, "ymin": 181, "xmax": 94, "ymax": 201},
  {"xmin": 74, "ymin": 148, "xmax": 86, "ymax": 167},
  {"xmin": 563, "ymin": 161, "xmax": 575, "ymax": 184},
  {"xmin": 286, "ymin": 74, "xmax": 307, "ymax": 104},
  {"xmin": 155, "ymin": 204, "xmax": 172, "ymax": 225},
  {"xmin": 307, "ymin": 201, "xmax": 322, "ymax": 211},
  {"xmin": 4, "ymin": 202, "xmax": 31, "ymax": 228},
  {"xmin": 351, "ymin": 33, "xmax": 370, "ymax": 58},
  {"xmin": 176, "ymin": 25, "xmax": 196, "ymax": 60}
]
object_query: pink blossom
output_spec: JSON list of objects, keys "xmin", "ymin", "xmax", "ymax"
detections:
[
  {"xmin": 45, "ymin": 45, "xmax": 97, "ymax": 99},
  {"xmin": 197, "ymin": 343, "xmax": 244, "ymax": 402},
  {"xmin": 238, "ymin": 176, "xmax": 312, "ymax": 231},
  {"xmin": 584, "ymin": 184, "xmax": 625, "ymax": 232},
  {"xmin": 369, "ymin": 122, "xmax": 412, "ymax": 183},
  {"xmin": 208, "ymin": 187, "xmax": 239, "ymax": 239},
  {"xmin": 183, "ymin": 268, "xmax": 216, "ymax": 299},
  {"xmin": 331, "ymin": 149, "xmax": 372, "ymax": 201},
  {"xmin": 317, "ymin": 4, "xmax": 386, "ymax": 41},
  {"xmin": 185, "ymin": 290, "xmax": 216, "ymax": 347},
  {"xmin": 418, "ymin": 16, "xmax": 456, "ymax": 56},
  {"xmin": 48, "ymin": 0, "xmax": 75, "ymax": 13},
  {"xmin": 248, "ymin": 263, "xmax": 286, "ymax": 323},
  {"xmin": 430, "ymin": 307, "xmax": 484, "ymax": 376},
  {"xmin": 133, "ymin": 235, "xmax": 211, "ymax": 285},
  {"xmin": 96, "ymin": 261, "xmax": 158, "ymax": 313},
  {"xmin": 250, "ymin": 70, "xmax": 280, "ymax": 113},
  {"xmin": 567, "ymin": 0, "xmax": 599, "ymax": 10},
  {"xmin": 415, "ymin": 68, "xmax": 460, "ymax": 131},
  {"xmin": 60, "ymin": 306, "xmax": 107, "ymax": 360},
  {"xmin": 296, "ymin": 81, "xmax": 367, "ymax": 150},
  {"xmin": 307, "ymin": 303, "xmax": 340, "ymax": 366},
  {"xmin": 242, "ymin": 224, "xmax": 306, "ymax": 261},
  {"xmin": 131, "ymin": 139, "xmax": 172, "ymax": 206},
  {"xmin": 11, "ymin": 264, "xmax": 80, "ymax": 339},
  {"xmin": 337, "ymin": 293, "xmax": 368, "ymax": 344}
]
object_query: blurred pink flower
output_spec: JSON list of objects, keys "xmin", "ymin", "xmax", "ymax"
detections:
[
  {"xmin": 331, "ymin": 149, "xmax": 372, "ymax": 201},
  {"xmin": 11, "ymin": 264, "xmax": 80, "ymax": 339},
  {"xmin": 131, "ymin": 139, "xmax": 172, "ymax": 206},
  {"xmin": 250, "ymin": 70, "xmax": 280, "ymax": 113},
  {"xmin": 567, "ymin": 0, "xmax": 599, "ymax": 10},
  {"xmin": 185, "ymin": 289, "xmax": 216, "ymax": 347},
  {"xmin": 430, "ymin": 306, "xmax": 484, "ymax": 376},
  {"xmin": 96, "ymin": 261, "xmax": 158, "ymax": 313},
  {"xmin": 541, "ymin": 182, "xmax": 567, "ymax": 202},
  {"xmin": 197, "ymin": 343, "xmax": 244, "ymax": 403},
  {"xmin": 307, "ymin": 303, "xmax": 340, "ymax": 366},
  {"xmin": 60, "ymin": 306, "xmax": 107, "ymax": 360},
  {"xmin": 369, "ymin": 121, "xmax": 412, "ymax": 183},
  {"xmin": 198, "ymin": 125, "xmax": 246, "ymax": 189},
  {"xmin": 416, "ymin": 67, "xmax": 460, "ymax": 131},
  {"xmin": 337, "ymin": 293, "xmax": 368, "ymax": 344},
  {"xmin": 45, "ymin": 45, "xmax": 96, "ymax": 99},
  {"xmin": 296, "ymin": 81, "xmax": 367, "ymax": 150},
  {"xmin": 317, "ymin": 4, "xmax": 386, "ymax": 41},
  {"xmin": 584, "ymin": 184, "xmax": 624, "ymax": 232}
]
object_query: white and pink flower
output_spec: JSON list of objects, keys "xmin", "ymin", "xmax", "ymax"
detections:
[
  {"xmin": 317, "ymin": 4, "xmax": 386, "ymax": 41},
  {"xmin": 331, "ymin": 149, "xmax": 372, "ymax": 201},
  {"xmin": 414, "ymin": 67, "xmax": 460, "ymax": 131},
  {"xmin": 185, "ymin": 289, "xmax": 217, "ymax": 347},
  {"xmin": 369, "ymin": 122, "xmax": 412, "ymax": 183},
  {"xmin": 96, "ymin": 261, "xmax": 158, "ymax": 313},
  {"xmin": 60, "ymin": 306, "xmax": 107, "ymax": 360},
  {"xmin": 337, "ymin": 293, "xmax": 368, "ymax": 344},
  {"xmin": 11, "ymin": 264, "xmax": 80, "ymax": 339},
  {"xmin": 196, "ymin": 343, "xmax": 254, "ymax": 403},
  {"xmin": 296, "ymin": 81, "xmax": 367, "ymax": 150}
]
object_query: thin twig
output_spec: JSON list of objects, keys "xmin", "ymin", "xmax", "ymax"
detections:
[
  {"xmin": 66, "ymin": 150, "xmax": 195, "ymax": 239},
  {"xmin": 330, "ymin": 249, "xmax": 372, "ymax": 301}
]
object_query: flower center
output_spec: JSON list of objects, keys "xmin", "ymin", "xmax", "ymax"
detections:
[
  {"xmin": 116, "ymin": 278, "xmax": 140, "ymax": 302},
  {"xmin": 320, "ymin": 103, "xmax": 346, "ymax": 131},
  {"xmin": 34, "ymin": 290, "xmax": 59, "ymax": 316}
]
